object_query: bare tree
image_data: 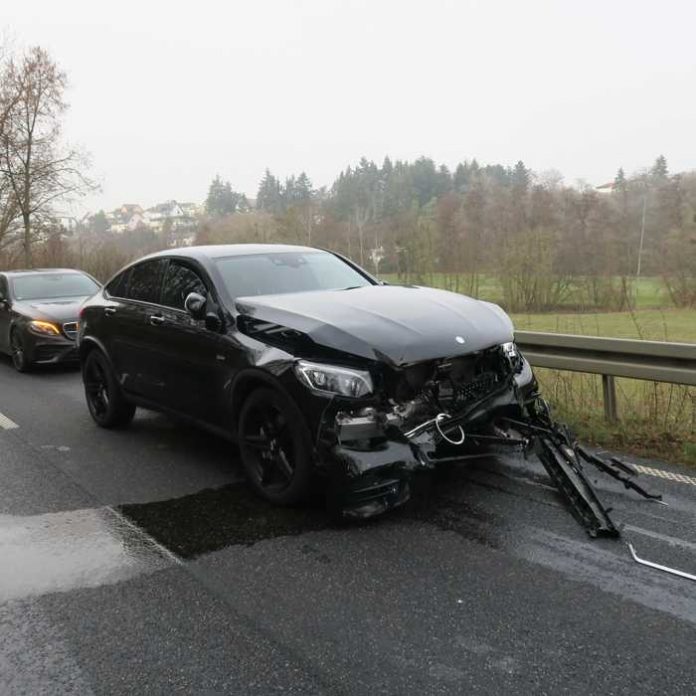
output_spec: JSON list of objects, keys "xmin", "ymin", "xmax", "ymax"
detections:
[
  {"xmin": 0, "ymin": 46, "xmax": 94, "ymax": 266},
  {"xmin": 0, "ymin": 41, "xmax": 21, "ymax": 249}
]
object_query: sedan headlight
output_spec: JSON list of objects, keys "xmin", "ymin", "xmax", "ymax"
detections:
[
  {"xmin": 28, "ymin": 320, "xmax": 61, "ymax": 336},
  {"xmin": 295, "ymin": 360, "xmax": 373, "ymax": 398}
]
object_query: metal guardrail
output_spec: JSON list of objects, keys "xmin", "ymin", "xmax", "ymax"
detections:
[{"xmin": 515, "ymin": 331, "xmax": 696, "ymax": 421}]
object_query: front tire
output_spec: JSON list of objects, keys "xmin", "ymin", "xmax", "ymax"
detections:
[
  {"xmin": 10, "ymin": 329, "xmax": 31, "ymax": 373},
  {"xmin": 238, "ymin": 387, "xmax": 313, "ymax": 505},
  {"xmin": 83, "ymin": 349, "xmax": 135, "ymax": 428}
]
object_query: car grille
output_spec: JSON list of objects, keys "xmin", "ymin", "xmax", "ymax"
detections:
[{"xmin": 63, "ymin": 322, "xmax": 78, "ymax": 341}]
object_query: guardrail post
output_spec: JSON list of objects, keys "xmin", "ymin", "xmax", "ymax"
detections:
[{"xmin": 602, "ymin": 374, "xmax": 618, "ymax": 422}]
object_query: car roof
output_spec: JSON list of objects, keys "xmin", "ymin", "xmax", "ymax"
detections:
[
  {"xmin": 2, "ymin": 268, "xmax": 88, "ymax": 277},
  {"xmin": 142, "ymin": 243, "xmax": 322, "ymax": 262}
]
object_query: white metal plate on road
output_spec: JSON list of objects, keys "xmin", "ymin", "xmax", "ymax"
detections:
[{"xmin": 0, "ymin": 411, "xmax": 18, "ymax": 430}]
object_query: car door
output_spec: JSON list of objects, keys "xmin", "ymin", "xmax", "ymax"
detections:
[
  {"xmin": 0, "ymin": 275, "xmax": 10, "ymax": 353},
  {"xmin": 111, "ymin": 259, "xmax": 168, "ymax": 402},
  {"xmin": 151, "ymin": 259, "xmax": 227, "ymax": 425}
]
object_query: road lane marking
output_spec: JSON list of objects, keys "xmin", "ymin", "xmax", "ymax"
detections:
[
  {"xmin": 0, "ymin": 411, "xmax": 18, "ymax": 430},
  {"xmin": 634, "ymin": 464, "xmax": 696, "ymax": 487}
]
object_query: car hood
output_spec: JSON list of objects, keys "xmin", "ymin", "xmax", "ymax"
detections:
[
  {"xmin": 13, "ymin": 297, "xmax": 88, "ymax": 323},
  {"xmin": 235, "ymin": 284, "xmax": 514, "ymax": 366}
]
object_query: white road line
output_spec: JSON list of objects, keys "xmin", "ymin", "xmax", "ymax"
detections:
[
  {"xmin": 634, "ymin": 464, "xmax": 696, "ymax": 487},
  {"xmin": 0, "ymin": 411, "xmax": 18, "ymax": 430}
]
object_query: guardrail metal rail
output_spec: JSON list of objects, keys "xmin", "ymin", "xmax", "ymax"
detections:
[{"xmin": 514, "ymin": 331, "xmax": 696, "ymax": 421}]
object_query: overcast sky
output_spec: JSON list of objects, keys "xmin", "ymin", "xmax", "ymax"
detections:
[{"xmin": 3, "ymin": 0, "xmax": 695, "ymax": 213}]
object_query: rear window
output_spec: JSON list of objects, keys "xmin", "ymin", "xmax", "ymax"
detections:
[
  {"xmin": 11, "ymin": 273, "xmax": 99, "ymax": 301},
  {"xmin": 105, "ymin": 269, "xmax": 131, "ymax": 298}
]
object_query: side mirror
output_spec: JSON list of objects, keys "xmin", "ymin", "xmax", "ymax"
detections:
[
  {"xmin": 0, "ymin": 298, "xmax": 9, "ymax": 310},
  {"xmin": 204, "ymin": 311, "xmax": 222, "ymax": 332},
  {"xmin": 184, "ymin": 292, "xmax": 206, "ymax": 320}
]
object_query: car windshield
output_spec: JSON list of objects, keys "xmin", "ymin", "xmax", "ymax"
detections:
[
  {"xmin": 214, "ymin": 251, "xmax": 373, "ymax": 298},
  {"xmin": 12, "ymin": 273, "xmax": 100, "ymax": 301}
]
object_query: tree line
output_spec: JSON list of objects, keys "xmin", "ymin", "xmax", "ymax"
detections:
[
  {"xmin": 1, "ymin": 42, "xmax": 693, "ymax": 311},
  {"xmin": 198, "ymin": 155, "xmax": 696, "ymax": 310}
]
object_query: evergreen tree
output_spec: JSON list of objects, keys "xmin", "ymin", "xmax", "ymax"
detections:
[
  {"xmin": 453, "ymin": 162, "xmax": 470, "ymax": 192},
  {"xmin": 256, "ymin": 169, "xmax": 283, "ymax": 213},
  {"xmin": 481, "ymin": 164, "xmax": 510, "ymax": 186},
  {"xmin": 295, "ymin": 172, "xmax": 313, "ymax": 201},
  {"xmin": 381, "ymin": 156, "xmax": 393, "ymax": 177},
  {"xmin": 651, "ymin": 155, "xmax": 669, "ymax": 180},
  {"xmin": 283, "ymin": 175, "xmax": 298, "ymax": 205},
  {"xmin": 205, "ymin": 175, "xmax": 241, "ymax": 217},
  {"xmin": 613, "ymin": 167, "xmax": 627, "ymax": 193},
  {"xmin": 511, "ymin": 160, "xmax": 530, "ymax": 192}
]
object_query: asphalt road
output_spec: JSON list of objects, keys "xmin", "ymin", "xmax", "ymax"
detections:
[{"xmin": 1, "ymin": 358, "xmax": 696, "ymax": 695}]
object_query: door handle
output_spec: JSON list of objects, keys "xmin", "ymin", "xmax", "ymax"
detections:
[
  {"xmin": 104, "ymin": 307, "xmax": 117, "ymax": 316},
  {"xmin": 149, "ymin": 314, "xmax": 165, "ymax": 326}
]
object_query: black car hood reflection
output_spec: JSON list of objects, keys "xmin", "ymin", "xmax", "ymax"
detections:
[
  {"xmin": 235, "ymin": 284, "xmax": 514, "ymax": 366},
  {"xmin": 13, "ymin": 296, "xmax": 89, "ymax": 323}
]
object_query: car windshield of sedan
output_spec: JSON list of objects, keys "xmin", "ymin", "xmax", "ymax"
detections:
[
  {"xmin": 214, "ymin": 251, "xmax": 373, "ymax": 298},
  {"xmin": 12, "ymin": 273, "xmax": 100, "ymax": 301}
]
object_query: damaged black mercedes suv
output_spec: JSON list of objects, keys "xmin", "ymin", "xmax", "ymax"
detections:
[{"xmin": 78, "ymin": 244, "xmax": 540, "ymax": 518}]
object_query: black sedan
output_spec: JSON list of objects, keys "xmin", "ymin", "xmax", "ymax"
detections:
[
  {"xmin": 0, "ymin": 269, "xmax": 100, "ymax": 372},
  {"xmin": 78, "ymin": 244, "xmax": 538, "ymax": 518}
]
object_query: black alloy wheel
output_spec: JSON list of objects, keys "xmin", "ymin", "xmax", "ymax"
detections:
[
  {"xmin": 238, "ymin": 387, "xmax": 313, "ymax": 505},
  {"xmin": 10, "ymin": 329, "xmax": 29, "ymax": 372},
  {"xmin": 83, "ymin": 350, "xmax": 135, "ymax": 428}
]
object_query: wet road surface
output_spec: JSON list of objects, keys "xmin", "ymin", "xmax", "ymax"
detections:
[{"xmin": 1, "ymin": 359, "xmax": 696, "ymax": 694}]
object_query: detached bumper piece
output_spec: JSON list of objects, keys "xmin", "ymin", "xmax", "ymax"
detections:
[
  {"xmin": 500, "ymin": 413, "xmax": 663, "ymax": 538},
  {"xmin": 535, "ymin": 435, "xmax": 619, "ymax": 538}
]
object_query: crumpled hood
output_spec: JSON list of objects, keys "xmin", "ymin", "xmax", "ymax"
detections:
[
  {"xmin": 13, "ymin": 297, "xmax": 87, "ymax": 323},
  {"xmin": 236, "ymin": 284, "xmax": 514, "ymax": 365}
]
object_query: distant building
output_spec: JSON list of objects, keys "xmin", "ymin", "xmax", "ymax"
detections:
[
  {"xmin": 96, "ymin": 200, "xmax": 199, "ymax": 234},
  {"xmin": 145, "ymin": 200, "xmax": 197, "ymax": 231},
  {"xmin": 595, "ymin": 182, "xmax": 615, "ymax": 194}
]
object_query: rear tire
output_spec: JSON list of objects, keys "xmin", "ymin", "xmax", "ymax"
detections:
[
  {"xmin": 10, "ymin": 329, "xmax": 31, "ymax": 373},
  {"xmin": 83, "ymin": 349, "xmax": 135, "ymax": 428},
  {"xmin": 238, "ymin": 387, "xmax": 313, "ymax": 505}
]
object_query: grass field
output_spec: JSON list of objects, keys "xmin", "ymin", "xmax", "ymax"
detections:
[
  {"xmin": 381, "ymin": 273, "xmax": 672, "ymax": 310},
  {"xmin": 511, "ymin": 308, "xmax": 696, "ymax": 343}
]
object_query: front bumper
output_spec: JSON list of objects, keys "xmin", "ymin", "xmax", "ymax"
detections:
[
  {"xmin": 27, "ymin": 336, "xmax": 79, "ymax": 364},
  {"xmin": 320, "ymin": 360, "xmax": 538, "ymax": 519}
]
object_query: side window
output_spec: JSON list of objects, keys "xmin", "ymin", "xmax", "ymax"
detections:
[
  {"xmin": 161, "ymin": 261, "xmax": 207, "ymax": 310},
  {"xmin": 125, "ymin": 260, "xmax": 166, "ymax": 304},
  {"xmin": 105, "ymin": 269, "xmax": 131, "ymax": 298},
  {"xmin": 0, "ymin": 276, "xmax": 7, "ymax": 299}
]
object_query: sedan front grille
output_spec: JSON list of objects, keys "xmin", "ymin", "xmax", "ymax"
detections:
[{"xmin": 63, "ymin": 322, "xmax": 78, "ymax": 340}]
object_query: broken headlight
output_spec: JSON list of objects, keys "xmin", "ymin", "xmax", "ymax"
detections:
[
  {"xmin": 501, "ymin": 341, "xmax": 518, "ymax": 360},
  {"xmin": 295, "ymin": 360, "xmax": 373, "ymax": 398},
  {"xmin": 501, "ymin": 341, "xmax": 523, "ymax": 372}
]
